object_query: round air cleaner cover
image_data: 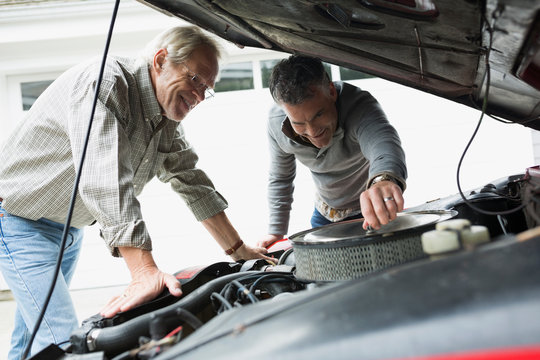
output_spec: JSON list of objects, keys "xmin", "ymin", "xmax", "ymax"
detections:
[{"xmin": 290, "ymin": 210, "xmax": 457, "ymax": 281}]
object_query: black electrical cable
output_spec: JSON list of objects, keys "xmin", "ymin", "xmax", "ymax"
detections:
[
  {"xmin": 455, "ymin": 8, "xmax": 529, "ymax": 218},
  {"xmin": 216, "ymin": 273, "xmax": 296, "ymax": 309},
  {"xmin": 248, "ymin": 273, "xmax": 304, "ymax": 293},
  {"xmin": 21, "ymin": 1, "xmax": 121, "ymax": 358},
  {"xmin": 231, "ymin": 280, "xmax": 258, "ymax": 303},
  {"xmin": 211, "ymin": 292, "xmax": 233, "ymax": 312}
]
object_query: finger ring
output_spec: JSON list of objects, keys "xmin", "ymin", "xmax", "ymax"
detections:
[{"xmin": 383, "ymin": 196, "xmax": 394, "ymax": 202}]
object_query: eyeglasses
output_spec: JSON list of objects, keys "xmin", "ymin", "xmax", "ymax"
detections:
[{"xmin": 181, "ymin": 63, "xmax": 215, "ymax": 99}]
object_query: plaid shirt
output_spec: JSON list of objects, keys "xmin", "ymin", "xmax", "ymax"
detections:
[{"xmin": 0, "ymin": 56, "xmax": 227, "ymax": 256}]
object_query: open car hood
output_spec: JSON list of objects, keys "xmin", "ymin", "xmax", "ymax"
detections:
[{"xmin": 138, "ymin": 0, "xmax": 540, "ymax": 130}]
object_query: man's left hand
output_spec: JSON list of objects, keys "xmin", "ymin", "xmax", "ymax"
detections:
[
  {"xmin": 100, "ymin": 248, "xmax": 182, "ymax": 318},
  {"xmin": 231, "ymin": 242, "xmax": 277, "ymax": 264},
  {"xmin": 360, "ymin": 180, "xmax": 404, "ymax": 230}
]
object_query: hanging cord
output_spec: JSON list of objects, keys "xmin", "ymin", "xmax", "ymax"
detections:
[
  {"xmin": 456, "ymin": 8, "xmax": 529, "ymax": 217},
  {"xmin": 22, "ymin": 1, "xmax": 121, "ymax": 358}
]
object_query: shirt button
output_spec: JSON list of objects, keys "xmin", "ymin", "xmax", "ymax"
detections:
[
  {"xmin": 145, "ymin": 159, "xmax": 149, "ymax": 163},
  {"xmin": 133, "ymin": 185, "xmax": 138, "ymax": 188}
]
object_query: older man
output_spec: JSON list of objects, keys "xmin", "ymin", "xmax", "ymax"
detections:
[
  {"xmin": 0, "ymin": 26, "xmax": 270, "ymax": 359},
  {"xmin": 260, "ymin": 55, "xmax": 407, "ymax": 247}
]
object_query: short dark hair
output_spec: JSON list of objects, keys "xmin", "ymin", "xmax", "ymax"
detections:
[{"xmin": 269, "ymin": 55, "xmax": 330, "ymax": 105}]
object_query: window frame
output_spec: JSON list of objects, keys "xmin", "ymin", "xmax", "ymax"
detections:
[{"xmin": 7, "ymin": 71, "xmax": 62, "ymax": 118}]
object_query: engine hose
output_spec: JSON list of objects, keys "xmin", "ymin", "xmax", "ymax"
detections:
[
  {"xmin": 211, "ymin": 292, "xmax": 233, "ymax": 312},
  {"xmin": 87, "ymin": 271, "xmax": 263, "ymax": 357},
  {"xmin": 231, "ymin": 280, "xmax": 258, "ymax": 303},
  {"xmin": 149, "ymin": 308, "xmax": 203, "ymax": 340}
]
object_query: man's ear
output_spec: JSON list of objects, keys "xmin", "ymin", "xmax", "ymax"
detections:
[
  {"xmin": 153, "ymin": 48, "xmax": 168, "ymax": 73},
  {"xmin": 328, "ymin": 81, "xmax": 337, "ymax": 101}
]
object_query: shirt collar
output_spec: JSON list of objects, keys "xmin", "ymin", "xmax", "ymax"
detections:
[{"xmin": 281, "ymin": 117, "xmax": 316, "ymax": 148}]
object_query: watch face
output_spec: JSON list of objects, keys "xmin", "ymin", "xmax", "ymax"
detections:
[
  {"xmin": 371, "ymin": 174, "xmax": 400, "ymax": 189},
  {"xmin": 374, "ymin": 174, "xmax": 391, "ymax": 183}
]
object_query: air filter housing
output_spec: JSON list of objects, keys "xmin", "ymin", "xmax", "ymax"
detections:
[{"xmin": 290, "ymin": 210, "xmax": 456, "ymax": 281}]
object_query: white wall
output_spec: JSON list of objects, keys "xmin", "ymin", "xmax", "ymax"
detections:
[
  {"xmin": 0, "ymin": 0, "xmax": 538, "ymax": 291},
  {"xmin": 533, "ymin": 130, "xmax": 540, "ymax": 165},
  {"xmin": 0, "ymin": 0, "xmax": 181, "ymax": 136}
]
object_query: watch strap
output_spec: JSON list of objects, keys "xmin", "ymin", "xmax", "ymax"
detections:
[
  {"xmin": 225, "ymin": 239, "xmax": 244, "ymax": 255},
  {"xmin": 369, "ymin": 173, "xmax": 403, "ymax": 190}
]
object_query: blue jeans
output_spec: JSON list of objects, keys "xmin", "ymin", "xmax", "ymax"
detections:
[
  {"xmin": 310, "ymin": 207, "xmax": 363, "ymax": 228},
  {"xmin": 0, "ymin": 204, "xmax": 83, "ymax": 359}
]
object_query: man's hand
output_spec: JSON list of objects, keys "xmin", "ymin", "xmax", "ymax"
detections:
[
  {"xmin": 231, "ymin": 242, "xmax": 276, "ymax": 263},
  {"xmin": 360, "ymin": 180, "xmax": 404, "ymax": 230},
  {"xmin": 257, "ymin": 234, "xmax": 284, "ymax": 249},
  {"xmin": 100, "ymin": 247, "xmax": 182, "ymax": 318},
  {"xmin": 202, "ymin": 211, "xmax": 276, "ymax": 263}
]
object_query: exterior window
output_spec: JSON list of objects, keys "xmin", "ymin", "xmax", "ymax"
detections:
[
  {"xmin": 215, "ymin": 62, "xmax": 254, "ymax": 92},
  {"xmin": 322, "ymin": 62, "xmax": 333, "ymax": 80},
  {"xmin": 260, "ymin": 59, "xmax": 280, "ymax": 88},
  {"xmin": 21, "ymin": 80, "xmax": 54, "ymax": 110},
  {"xmin": 339, "ymin": 67, "xmax": 374, "ymax": 81}
]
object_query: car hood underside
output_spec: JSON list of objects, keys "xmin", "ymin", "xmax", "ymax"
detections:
[{"xmin": 139, "ymin": 0, "xmax": 540, "ymax": 130}]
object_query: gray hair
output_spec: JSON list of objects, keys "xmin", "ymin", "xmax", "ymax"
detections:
[
  {"xmin": 139, "ymin": 26, "xmax": 222, "ymax": 65},
  {"xmin": 269, "ymin": 55, "xmax": 331, "ymax": 105}
]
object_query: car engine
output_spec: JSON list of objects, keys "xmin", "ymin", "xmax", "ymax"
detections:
[{"xmin": 39, "ymin": 170, "xmax": 539, "ymax": 360}]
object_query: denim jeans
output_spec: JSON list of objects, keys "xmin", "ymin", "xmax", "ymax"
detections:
[
  {"xmin": 310, "ymin": 207, "xmax": 363, "ymax": 228},
  {"xmin": 0, "ymin": 203, "xmax": 83, "ymax": 359}
]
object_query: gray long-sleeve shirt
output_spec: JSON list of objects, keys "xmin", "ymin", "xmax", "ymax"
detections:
[
  {"xmin": 0, "ymin": 56, "xmax": 227, "ymax": 256},
  {"xmin": 267, "ymin": 81, "xmax": 407, "ymax": 235}
]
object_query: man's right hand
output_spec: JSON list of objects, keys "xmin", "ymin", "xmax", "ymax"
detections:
[
  {"xmin": 360, "ymin": 179, "xmax": 404, "ymax": 230},
  {"xmin": 257, "ymin": 234, "xmax": 284, "ymax": 249},
  {"xmin": 100, "ymin": 247, "xmax": 182, "ymax": 318}
]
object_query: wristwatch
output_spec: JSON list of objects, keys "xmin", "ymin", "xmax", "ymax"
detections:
[{"xmin": 369, "ymin": 174, "xmax": 401, "ymax": 189}]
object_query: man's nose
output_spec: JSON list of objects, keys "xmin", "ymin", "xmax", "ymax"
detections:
[
  {"xmin": 305, "ymin": 124, "xmax": 317, "ymax": 137},
  {"xmin": 192, "ymin": 87, "xmax": 205, "ymax": 103}
]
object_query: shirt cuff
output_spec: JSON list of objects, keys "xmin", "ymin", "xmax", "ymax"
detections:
[
  {"xmin": 188, "ymin": 190, "xmax": 228, "ymax": 221},
  {"xmin": 100, "ymin": 219, "xmax": 152, "ymax": 257}
]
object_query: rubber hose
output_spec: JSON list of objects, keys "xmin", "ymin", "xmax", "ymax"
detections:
[{"xmin": 90, "ymin": 271, "xmax": 263, "ymax": 357}]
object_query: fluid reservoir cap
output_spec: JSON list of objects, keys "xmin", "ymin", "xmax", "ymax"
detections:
[
  {"xmin": 421, "ymin": 229, "xmax": 460, "ymax": 255},
  {"xmin": 462, "ymin": 225, "xmax": 490, "ymax": 246},
  {"xmin": 436, "ymin": 218, "xmax": 471, "ymax": 231}
]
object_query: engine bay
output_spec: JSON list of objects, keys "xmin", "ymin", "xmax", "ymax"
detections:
[{"xmin": 38, "ymin": 170, "xmax": 539, "ymax": 360}]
